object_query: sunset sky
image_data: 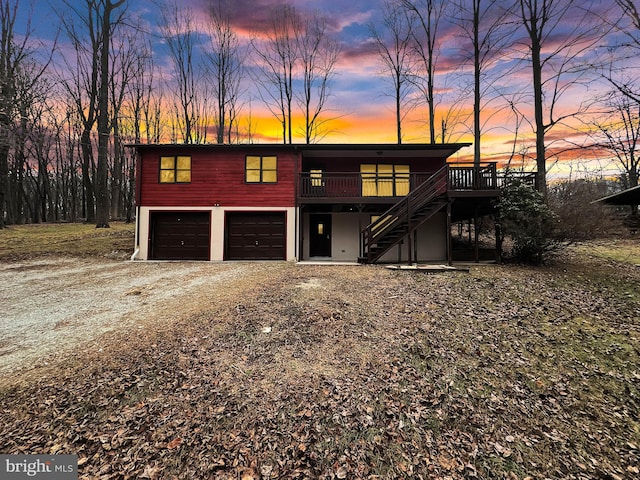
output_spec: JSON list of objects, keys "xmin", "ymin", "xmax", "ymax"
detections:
[{"xmin": 24, "ymin": 0, "xmax": 635, "ymax": 179}]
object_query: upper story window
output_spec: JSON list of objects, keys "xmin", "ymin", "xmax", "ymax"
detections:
[
  {"xmin": 160, "ymin": 156, "xmax": 191, "ymax": 183},
  {"xmin": 361, "ymin": 164, "xmax": 410, "ymax": 196},
  {"xmin": 246, "ymin": 155, "xmax": 277, "ymax": 183},
  {"xmin": 310, "ymin": 169, "xmax": 323, "ymax": 187}
]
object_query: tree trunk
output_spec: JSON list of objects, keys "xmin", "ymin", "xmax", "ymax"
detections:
[
  {"xmin": 0, "ymin": 141, "xmax": 8, "ymax": 228},
  {"xmin": 396, "ymin": 79, "xmax": 402, "ymax": 144},
  {"xmin": 80, "ymin": 129, "xmax": 95, "ymax": 222},
  {"xmin": 428, "ymin": 76, "xmax": 435, "ymax": 144},
  {"xmin": 110, "ymin": 115, "xmax": 122, "ymax": 219},
  {"xmin": 473, "ymin": 0, "xmax": 480, "ymax": 165},
  {"xmin": 95, "ymin": 0, "xmax": 120, "ymax": 229},
  {"xmin": 531, "ymin": 33, "xmax": 547, "ymax": 198},
  {"xmin": 15, "ymin": 149, "xmax": 24, "ymax": 224}
]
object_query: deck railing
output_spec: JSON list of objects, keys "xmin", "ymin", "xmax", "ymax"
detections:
[
  {"xmin": 299, "ymin": 163, "xmax": 503, "ymax": 199},
  {"xmin": 496, "ymin": 171, "xmax": 538, "ymax": 189},
  {"xmin": 447, "ymin": 163, "xmax": 497, "ymax": 190},
  {"xmin": 299, "ymin": 172, "xmax": 434, "ymax": 198}
]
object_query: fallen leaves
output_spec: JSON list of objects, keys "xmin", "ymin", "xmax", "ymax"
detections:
[
  {"xmin": 493, "ymin": 442, "xmax": 512, "ymax": 458},
  {"xmin": 1, "ymin": 243, "xmax": 639, "ymax": 479},
  {"xmin": 166, "ymin": 438, "xmax": 182, "ymax": 450}
]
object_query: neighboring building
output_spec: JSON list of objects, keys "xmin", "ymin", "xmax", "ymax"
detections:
[
  {"xmin": 594, "ymin": 184, "xmax": 640, "ymax": 206},
  {"xmin": 131, "ymin": 143, "xmax": 505, "ymax": 263},
  {"xmin": 594, "ymin": 184, "xmax": 640, "ymax": 233}
]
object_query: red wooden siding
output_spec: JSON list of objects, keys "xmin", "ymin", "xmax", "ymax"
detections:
[{"xmin": 139, "ymin": 147, "xmax": 298, "ymax": 207}]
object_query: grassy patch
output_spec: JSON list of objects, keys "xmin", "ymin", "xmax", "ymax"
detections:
[
  {"xmin": 573, "ymin": 238, "xmax": 640, "ymax": 265},
  {"xmin": 0, "ymin": 222, "xmax": 135, "ymax": 260}
]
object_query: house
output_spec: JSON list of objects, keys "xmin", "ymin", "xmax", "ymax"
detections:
[
  {"xmin": 594, "ymin": 184, "xmax": 640, "ymax": 233},
  {"xmin": 130, "ymin": 143, "xmax": 505, "ymax": 263},
  {"xmin": 594, "ymin": 184, "xmax": 640, "ymax": 206}
]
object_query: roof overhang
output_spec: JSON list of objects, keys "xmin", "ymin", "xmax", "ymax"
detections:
[
  {"xmin": 126, "ymin": 142, "xmax": 472, "ymax": 159},
  {"xmin": 295, "ymin": 143, "xmax": 471, "ymax": 158},
  {"xmin": 593, "ymin": 185, "xmax": 640, "ymax": 205}
]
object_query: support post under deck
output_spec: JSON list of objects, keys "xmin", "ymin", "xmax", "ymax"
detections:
[
  {"xmin": 446, "ymin": 201, "xmax": 452, "ymax": 265},
  {"xmin": 474, "ymin": 206, "xmax": 480, "ymax": 263}
]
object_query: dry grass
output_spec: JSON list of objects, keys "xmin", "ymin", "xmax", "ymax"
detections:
[
  {"xmin": 572, "ymin": 238, "xmax": 640, "ymax": 265},
  {"xmin": 0, "ymin": 222, "xmax": 135, "ymax": 260},
  {"xmin": 0, "ymin": 226, "xmax": 639, "ymax": 479}
]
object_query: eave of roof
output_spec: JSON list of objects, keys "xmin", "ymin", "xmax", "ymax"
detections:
[
  {"xmin": 593, "ymin": 184, "xmax": 640, "ymax": 205},
  {"xmin": 126, "ymin": 142, "xmax": 472, "ymax": 158}
]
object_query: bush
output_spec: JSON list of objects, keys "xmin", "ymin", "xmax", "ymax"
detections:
[
  {"xmin": 497, "ymin": 180, "xmax": 558, "ymax": 265},
  {"xmin": 547, "ymin": 179, "xmax": 620, "ymax": 240}
]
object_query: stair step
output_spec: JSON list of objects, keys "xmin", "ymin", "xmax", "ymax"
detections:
[{"xmin": 361, "ymin": 170, "xmax": 450, "ymax": 263}]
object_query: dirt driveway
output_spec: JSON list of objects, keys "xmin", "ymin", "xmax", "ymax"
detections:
[{"xmin": 0, "ymin": 258, "xmax": 259, "ymax": 379}]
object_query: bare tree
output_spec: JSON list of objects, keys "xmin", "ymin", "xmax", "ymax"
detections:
[
  {"xmin": 108, "ymin": 24, "xmax": 144, "ymax": 220},
  {"xmin": 452, "ymin": 0, "xmax": 516, "ymax": 163},
  {"xmin": 23, "ymin": 100, "xmax": 56, "ymax": 223},
  {"xmin": 60, "ymin": 0, "xmax": 132, "ymax": 227},
  {"xmin": 120, "ymin": 37, "xmax": 155, "ymax": 221},
  {"xmin": 96, "ymin": 0, "xmax": 126, "ymax": 228},
  {"xmin": 116, "ymin": 37, "xmax": 162, "ymax": 146},
  {"xmin": 9, "ymin": 60, "xmax": 53, "ymax": 224},
  {"xmin": 160, "ymin": 3, "xmax": 201, "ymax": 144},
  {"xmin": 252, "ymin": 4, "xmax": 301, "ymax": 144},
  {"xmin": 59, "ymin": 0, "xmax": 100, "ymax": 223},
  {"xmin": 296, "ymin": 11, "xmax": 341, "ymax": 144},
  {"xmin": 0, "ymin": 0, "xmax": 48, "ymax": 228},
  {"xmin": 370, "ymin": 0, "xmax": 415, "ymax": 144},
  {"xmin": 0, "ymin": 0, "xmax": 18, "ymax": 227},
  {"xmin": 204, "ymin": 0, "xmax": 245, "ymax": 144},
  {"xmin": 400, "ymin": 0, "xmax": 448, "ymax": 144},
  {"xmin": 592, "ymin": 90, "xmax": 640, "ymax": 195},
  {"xmin": 50, "ymin": 105, "xmax": 83, "ymax": 222},
  {"xmin": 600, "ymin": 0, "xmax": 640, "ymax": 104},
  {"xmin": 548, "ymin": 178, "xmax": 618, "ymax": 240},
  {"xmin": 137, "ymin": 64, "xmax": 164, "ymax": 145},
  {"xmin": 515, "ymin": 0, "xmax": 603, "ymax": 197}
]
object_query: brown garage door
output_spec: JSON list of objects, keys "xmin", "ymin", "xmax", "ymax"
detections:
[
  {"xmin": 225, "ymin": 212, "xmax": 286, "ymax": 260},
  {"xmin": 150, "ymin": 211, "xmax": 210, "ymax": 260}
]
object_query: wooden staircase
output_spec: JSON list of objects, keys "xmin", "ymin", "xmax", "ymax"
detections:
[{"xmin": 359, "ymin": 166, "xmax": 450, "ymax": 264}]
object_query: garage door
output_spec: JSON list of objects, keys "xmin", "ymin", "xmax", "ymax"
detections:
[
  {"xmin": 225, "ymin": 212, "xmax": 286, "ymax": 260},
  {"xmin": 150, "ymin": 211, "xmax": 210, "ymax": 260}
]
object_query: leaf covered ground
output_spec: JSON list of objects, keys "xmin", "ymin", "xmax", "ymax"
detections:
[{"xmin": 1, "ymin": 240, "xmax": 639, "ymax": 479}]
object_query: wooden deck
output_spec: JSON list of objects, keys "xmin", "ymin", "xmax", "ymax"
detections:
[{"xmin": 298, "ymin": 164, "xmax": 535, "ymax": 203}]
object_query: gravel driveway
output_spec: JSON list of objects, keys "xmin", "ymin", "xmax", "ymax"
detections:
[{"xmin": 0, "ymin": 258, "xmax": 254, "ymax": 379}]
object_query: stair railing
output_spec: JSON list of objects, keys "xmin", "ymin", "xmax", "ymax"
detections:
[{"xmin": 361, "ymin": 165, "xmax": 449, "ymax": 262}]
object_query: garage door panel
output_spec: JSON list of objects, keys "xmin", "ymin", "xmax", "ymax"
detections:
[
  {"xmin": 150, "ymin": 212, "xmax": 211, "ymax": 260},
  {"xmin": 226, "ymin": 212, "xmax": 286, "ymax": 260}
]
